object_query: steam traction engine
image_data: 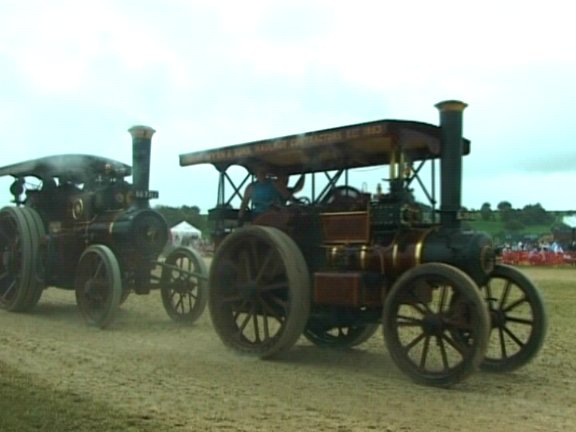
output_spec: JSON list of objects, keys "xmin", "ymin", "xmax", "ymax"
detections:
[
  {"xmin": 0, "ymin": 126, "xmax": 207, "ymax": 328},
  {"xmin": 180, "ymin": 101, "xmax": 547, "ymax": 386}
]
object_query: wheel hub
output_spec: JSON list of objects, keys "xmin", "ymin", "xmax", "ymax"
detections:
[
  {"xmin": 490, "ymin": 308, "xmax": 507, "ymax": 328},
  {"xmin": 421, "ymin": 313, "xmax": 445, "ymax": 336},
  {"xmin": 84, "ymin": 279, "xmax": 106, "ymax": 302},
  {"xmin": 172, "ymin": 280, "xmax": 191, "ymax": 294},
  {"xmin": 237, "ymin": 280, "xmax": 259, "ymax": 300}
]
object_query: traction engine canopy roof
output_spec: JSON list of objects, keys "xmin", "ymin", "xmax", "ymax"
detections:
[
  {"xmin": 0, "ymin": 154, "xmax": 131, "ymax": 183},
  {"xmin": 179, "ymin": 119, "xmax": 470, "ymax": 175}
]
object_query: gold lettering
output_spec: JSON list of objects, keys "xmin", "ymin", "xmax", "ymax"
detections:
[
  {"xmin": 345, "ymin": 128, "xmax": 360, "ymax": 139},
  {"xmin": 362, "ymin": 125, "xmax": 384, "ymax": 136}
]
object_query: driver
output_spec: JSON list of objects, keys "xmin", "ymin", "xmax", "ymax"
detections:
[
  {"xmin": 238, "ymin": 166, "xmax": 306, "ymax": 222},
  {"xmin": 238, "ymin": 165, "xmax": 291, "ymax": 221}
]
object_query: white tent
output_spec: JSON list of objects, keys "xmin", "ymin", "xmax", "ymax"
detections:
[
  {"xmin": 563, "ymin": 216, "xmax": 576, "ymax": 228},
  {"xmin": 170, "ymin": 221, "xmax": 202, "ymax": 247}
]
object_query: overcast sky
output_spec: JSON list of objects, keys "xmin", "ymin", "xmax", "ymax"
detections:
[{"xmin": 1, "ymin": 0, "xmax": 575, "ymax": 212}]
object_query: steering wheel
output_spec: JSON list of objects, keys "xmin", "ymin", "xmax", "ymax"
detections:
[
  {"xmin": 321, "ymin": 186, "xmax": 363, "ymax": 208},
  {"xmin": 291, "ymin": 196, "xmax": 311, "ymax": 206}
]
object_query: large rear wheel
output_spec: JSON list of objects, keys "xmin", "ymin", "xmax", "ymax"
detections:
[
  {"xmin": 383, "ymin": 263, "xmax": 490, "ymax": 387},
  {"xmin": 0, "ymin": 207, "xmax": 36, "ymax": 311},
  {"xmin": 209, "ymin": 226, "xmax": 310, "ymax": 358},
  {"xmin": 160, "ymin": 246, "xmax": 208, "ymax": 323},
  {"xmin": 75, "ymin": 245, "xmax": 122, "ymax": 329},
  {"xmin": 479, "ymin": 264, "xmax": 547, "ymax": 372}
]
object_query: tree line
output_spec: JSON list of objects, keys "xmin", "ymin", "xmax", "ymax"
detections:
[{"xmin": 479, "ymin": 201, "xmax": 559, "ymax": 231}]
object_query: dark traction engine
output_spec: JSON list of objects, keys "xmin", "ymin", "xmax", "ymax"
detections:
[{"xmin": 0, "ymin": 127, "xmax": 208, "ymax": 328}]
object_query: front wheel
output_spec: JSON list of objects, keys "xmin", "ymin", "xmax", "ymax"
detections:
[
  {"xmin": 383, "ymin": 263, "xmax": 490, "ymax": 387},
  {"xmin": 479, "ymin": 264, "xmax": 547, "ymax": 372},
  {"xmin": 75, "ymin": 245, "xmax": 122, "ymax": 329},
  {"xmin": 160, "ymin": 246, "xmax": 208, "ymax": 323}
]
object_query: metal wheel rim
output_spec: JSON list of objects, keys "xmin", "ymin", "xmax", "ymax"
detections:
[
  {"xmin": 20, "ymin": 207, "xmax": 46, "ymax": 308},
  {"xmin": 480, "ymin": 264, "xmax": 547, "ymax": 372},
  {"xmin": 383, "ymin": 263, "xmax": 490, "ymax": 387},
  {"xmin": 209, "ymin": 226, "xmax": 310, "ymax": 358}
]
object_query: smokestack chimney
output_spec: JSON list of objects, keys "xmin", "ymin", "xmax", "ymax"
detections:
[
  {"xmin": 128, "ymin": 125, "xmax": 156, "ymax": 209},
  {"xmin": 435, "ymin": 100, "xmax": 467, "ymax": 229}
]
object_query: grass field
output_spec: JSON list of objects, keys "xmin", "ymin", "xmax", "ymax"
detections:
[
  {"xmin": 0, "ymin": 362, "xmax": 164, "ymax": 432},
  {"xmin": 0, "ymin": 265, "xmax": 573, "ymax": 431}
]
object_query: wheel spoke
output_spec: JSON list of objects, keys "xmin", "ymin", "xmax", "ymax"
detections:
[
  {"xmin": 264, "ymin": 292, "xmax": 288, "ymax": 312},
  {"xmin": 403, "ymin": 332, "xmax": 426, "ymax": 353},
  {"xmin": 484, "ymin": 281, "xmax": 493, "ymax": 302},
  {"xmin": 441, "ymin": 331, "xmax": 467, "ymax": 356},
  {"xmin": 222, "ymin": 292, "xmax": 245, "ymax": 304},
  {"xmin": 438, "ymin": 285, "xmax": 449, "ymax": 312},
  {"xmin": 169, "ymin": 293, "xmax": 179, "ymax": 313},
  {"xmin": 252, "ymin": 311, "xmax": 261, "ymax": 342},
  {"xmin": 179, "ymin": 294, "xmax": 188, "ymax": 313},
  {"xmin": 505, "ymin": 315, "xmax": 534, "ymax": 326},
  {"xmin": 497, "ymin": 326, "xmax": 508, "ymax": 359},
  {"xmin": 188, "ymin": 288, "xmax": 198, "ymax": 301},
  {"xmin": 1, "ymin": 280, "xmax": 16, "ymax": 300},
  {"xmin": 408, "ymin": 301, "xmax": 428, "ymax": 317},
  {"xmin": 502, "ymin": 296, "xmax": 528, "ymax": 313},
  {"xmin": 255, "ymin": 252, "xmax": 272, "ymax": 281},
  {"xmin": 499, "ymin": 280, "xmax": 512, "ymax": 309},
  {"xmin": 232, "ymin": 298, "xmax": 250, "ymax": 321},
  {"xmin": 436, "ymin": 335, "xmax": 450, "ymax": 371},
  {"xmin": 396, "ymin": 314, "xmax": 423, "ymax": 327},
  {"xmin": 259, "ymin": 280, "xmax": 288, "ymax": 293},
  {"xmin": 187, "ymin": 292, "xmax": 195, "ymax": 311},
  {"xmin": 260, "ymin": 295, "xmax": 285, "ymax": 324},
  {"xmin": 259, "ymin": 298, "xmax": 271, "ymax": 341},
  {"xmin": 502, "ymin": 324, "xmax": 526, "ymax": 349},
  {"xmin": 237, "ymin": 305, "xmax": 255, "ymax": 333},
  {"xmin": 239, "ymin": 249, "xmax": 253, "ymax": 281},
  {"xmin": 418, "ymin": 334, "xmax": 431, "ymax": 369},
  {"xmin": 249, "ymin": 239, "xmax": 261, "ymax": 274}
]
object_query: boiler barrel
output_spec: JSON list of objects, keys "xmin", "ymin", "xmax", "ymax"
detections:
[{"xmin": 86, "ymin": 208, "xmax": 169, "ymax": 258}]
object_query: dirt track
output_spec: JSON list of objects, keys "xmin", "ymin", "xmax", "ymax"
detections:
[{"xmin": 0, "ymin": 266, "xmax": 574, "ymax": 431}]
